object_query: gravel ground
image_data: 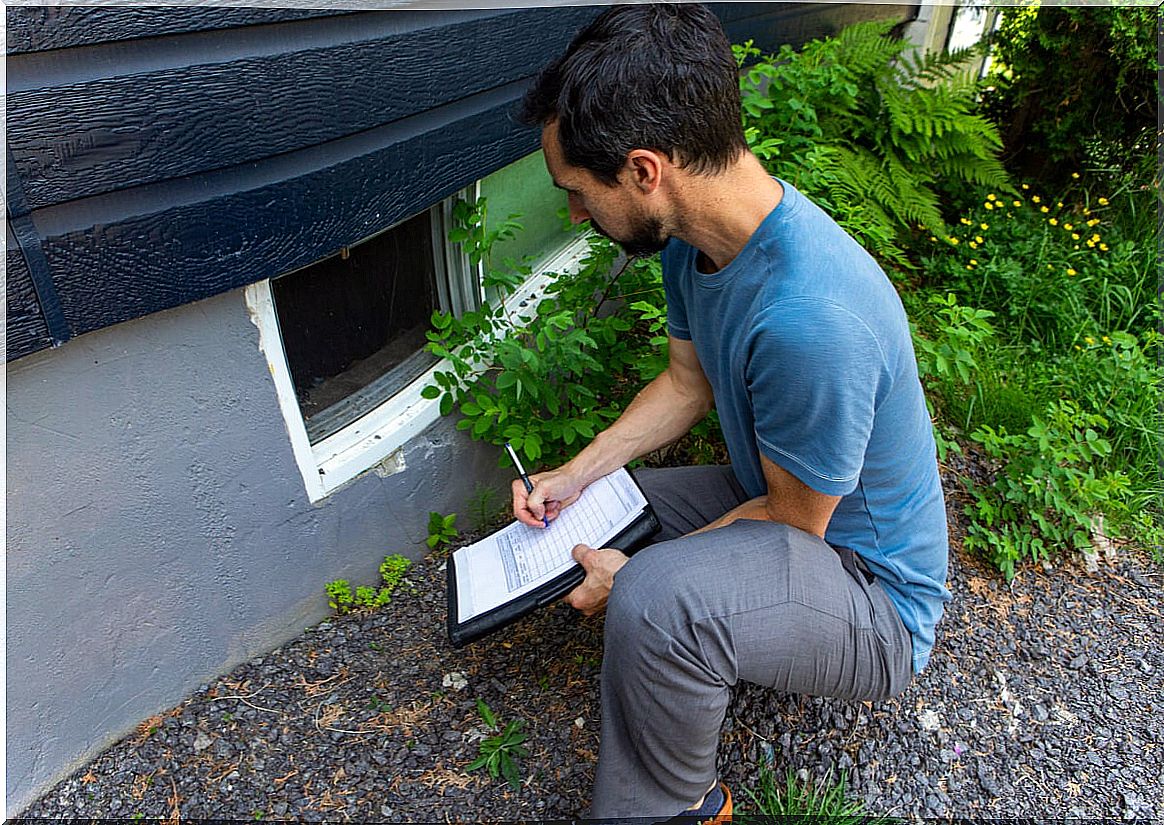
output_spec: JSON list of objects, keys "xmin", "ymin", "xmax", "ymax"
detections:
[{"xmin": 19, "ymin": 456, "xmax": 1163, "ymax": 822}]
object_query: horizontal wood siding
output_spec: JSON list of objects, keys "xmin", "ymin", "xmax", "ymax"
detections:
[
  {"xmin": 5, "ymin": 222, "xmax": 53, "ymax": 360},
  {"xmin": 7, "ymin": 8, "xmax": 605, "ymax": 208},
  {"xmin": 5, "ymin": 7, "xmax": 356, "ymax": 54},
  {"xmin": 5, "ymin": 3, "xmax": 916, "ymax": 361}
]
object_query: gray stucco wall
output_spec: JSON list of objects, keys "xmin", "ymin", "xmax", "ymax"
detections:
[{"xmin": 5, "ymin": 288, "xmax": 509, "ymax": 814}]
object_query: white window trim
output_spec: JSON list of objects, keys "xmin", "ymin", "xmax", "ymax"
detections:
[{"xmin": 246, "ymin": 231, "xmax": 595, "ymax": 502}]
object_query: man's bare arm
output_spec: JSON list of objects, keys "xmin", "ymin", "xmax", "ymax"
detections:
[
  {"xmin": 514, "ymin": 336, "xmax": 713, "ymax": 527},
  {"xmin": 692, "ymin": 453, "xmax": 841, "ymax": 538}
]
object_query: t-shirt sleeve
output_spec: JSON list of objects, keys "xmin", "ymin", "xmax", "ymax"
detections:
[
  {"xmin": 748, "ymin": 299, "xmax": 887, "ymax": 497},
  {"xmin": 660, "ymin": 240, "xmax": 692, "ymax": 341}
]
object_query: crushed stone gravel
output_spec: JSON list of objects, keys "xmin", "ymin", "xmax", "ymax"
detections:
[{"xmin": 18, "ymin": 460, "xmax": 1163, "ymax": 821}]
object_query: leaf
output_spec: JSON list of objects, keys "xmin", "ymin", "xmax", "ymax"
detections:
[
  {"xmin": 476, "ymin": 698, "xmax": 497, "ymax": 730},
  {"xmin": 501, "ymin": 757, "xmax": 520, "ymax": 790},
  {"xmin": 465, "ymin": 754, "xmax": 490, "ymax": 772},
  {"xmin": 420, "ymin": 385, "xmax": 441, "ymax": 400}
]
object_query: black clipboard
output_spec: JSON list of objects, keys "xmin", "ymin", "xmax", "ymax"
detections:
[{"xmin": 446, "ymin": 472, "xmax": 660, "ymax": 648}]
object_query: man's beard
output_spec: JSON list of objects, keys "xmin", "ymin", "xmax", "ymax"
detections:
[{"xmin": 589, "ymin": 213, "xmax": 669, "ymax": 257}]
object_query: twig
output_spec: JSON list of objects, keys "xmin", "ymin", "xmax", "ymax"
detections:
[{"xmin": 209, "ymin": 683, "xmax": 282, "ymax": 716}]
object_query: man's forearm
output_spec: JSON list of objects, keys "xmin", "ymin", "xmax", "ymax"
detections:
[
  {"xmin": 561, "ymin": 367, "xmax": 712, "ymax": 485},
  {"xmin": 691, "ymin": 496, "xmax": 769, "ymax": 535}
]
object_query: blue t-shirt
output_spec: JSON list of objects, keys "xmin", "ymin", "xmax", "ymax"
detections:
[{"xmin": 662, "ymin": 179, "xmax": 950, "ymax": 673}]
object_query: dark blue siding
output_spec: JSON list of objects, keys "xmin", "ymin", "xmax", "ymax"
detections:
[
  {"xmin": 5, "ymin": 221, "xmax": 53, "ymax": 360},
  {"xmin": 5, "ymin": 3, "xmax": 916, "ymax": 361}
]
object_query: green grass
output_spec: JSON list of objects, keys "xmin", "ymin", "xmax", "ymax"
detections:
[{"xmin": 738, "ymin": 763, "xmax": 886, "ymax": 825}]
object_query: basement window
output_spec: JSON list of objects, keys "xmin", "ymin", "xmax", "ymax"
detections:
[{"xmin": 247, "ymin": 152, "xmax": 593, "ymax": 502}]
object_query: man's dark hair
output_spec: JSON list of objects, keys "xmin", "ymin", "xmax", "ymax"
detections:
[{"xmin": 520, "ymin": 4, "xmax": 748, "ymax": 185}]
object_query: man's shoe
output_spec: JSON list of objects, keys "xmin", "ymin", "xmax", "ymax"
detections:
[
  {"xmin": 667, "ymin": 781, "xmax": 732, "ymax": 824},
  {"xmin": 702, "ymin": 782, "xmax": 731, "ymax": 824}
]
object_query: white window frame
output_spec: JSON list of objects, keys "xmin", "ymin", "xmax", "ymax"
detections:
[{"xmin": 246, "ymin": 191, "xmax": 593, "ymax": 502}]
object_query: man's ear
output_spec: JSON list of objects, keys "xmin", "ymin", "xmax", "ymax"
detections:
[{"xmin": 624, "ymin": 149, "xmax": 666, "ymax": 194}]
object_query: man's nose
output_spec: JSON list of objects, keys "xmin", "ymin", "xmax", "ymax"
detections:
[{"xmin": 568, "ymin": 194, "xmax": 589, "ymax": 224}]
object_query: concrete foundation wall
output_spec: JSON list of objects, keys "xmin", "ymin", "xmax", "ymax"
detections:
[{"xmin": 5, "ymin": 289, "xmax": 509, "ymax": 814}]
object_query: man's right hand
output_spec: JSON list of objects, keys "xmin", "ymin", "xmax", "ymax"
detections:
[{"xmin": 512, "ymin": 466, "xmax": 586, "ymax": 528}]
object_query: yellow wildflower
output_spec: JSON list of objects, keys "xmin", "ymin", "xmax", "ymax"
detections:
[
  {"xmin": 969, "ymin": 241, "xmax": 978, "ymax": 249},
  {"xmin": 1049, "ymin": 218, "xmax": 1058, "ymax": 226},
  {"xmin": 1098, "ymin": 197, "xmax": 1109, "ymax": 205},
  {"xmin": 930, "ymin": 236, "xmax": 938, "ymax": 243},
  {"xmin": 1064, "ymin": 223, "xmax": 1073, "ymax": 230},
  {"xmin": 984, "ymin": 202, "xmax": 995, "ymax": 210},
  {"xmin": 1099, "ymin": 243, "xmax": 1109, "ymax": 251},
  {"xmin": 1087, "ymin": 219, "xmax": 1099, "ymax": 227},
  {"xmin": 965, "ymin": 265, "xmax": 973, "ymax": 271},
  {"xmin": 1022, "ymin": 183, "xmax": 1030, "ymax": 190},
  {"xmin": 1040, "ymin": 206, "xmax": 1050, "ymax": 213},
  {"xmin": 1066, "ymin": 268, "xmax": 1077, "ymax": 276},
  {"xmin": 960, "ymin": 218, "xmax": 972, "ymax": 225},
  {"xmin": 1087, "ymin": 240, "xmax": 1096, "ymax": 248},
  {"xmin": 949, "ymin": 237, "xmax": 960, "ymax": 245},
  {"xmin": 969, "ymin": 259, "xmax": 978, "ymax": 266},
  {"xmin": 1091, "ymin": 234, "xmax": 1100, "ymax": 242},
  {"xmin": 1072, "ymin": 172, "xmax": 1080, "ymax": 179},
  {"xmin": 1056, "ymin": 201, "xmax": 1064, "ymax": 208},
  {"xmin": 1102, "ymin": 336, "xmax": 1112, "ymax": 344},
  {"xmin": 980, "ymin": 222, "xmax": 990, "ymax": 230},
  {"xmin": 987, "ymin": 193, "xmax": 997, "ymax": 201},
  {"xmin": 1072, "ymin": 233, "xmax": 1081, "ymax": 240},
  {"xmin": 1032, "ymin": 195, "xmax": 1041, "ymax": 203},
  {"xmin": 1012, "ymin": 200, "xmax": 1022, "ymax": 207},
  {"xmin": 1084, "ymin": 335, "xmax": 1095, "ymax": 344},
  {"xmin": 975, "ymin": 236, "xmax": 984, "ymax": 244}
]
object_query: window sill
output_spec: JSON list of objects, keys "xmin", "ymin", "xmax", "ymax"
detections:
[{"xmin": 246, "ymin": 232, "xmax": 594, "ymax": 502}]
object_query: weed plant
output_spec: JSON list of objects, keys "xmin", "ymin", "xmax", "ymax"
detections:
[
  {"xmin": 908, "ymin": 173, "xmax": 1161, "ymax": 574},
  {"xmin": 325, "ymin": 554, "xmax": 413, "ymax": 615},
  {"xmin": 467, "ymin": 698, "xmax": 528, "ymax": 790},
  {"xmin": 739, "ymin": 762, "xmax": 878, "ymax": 825}
]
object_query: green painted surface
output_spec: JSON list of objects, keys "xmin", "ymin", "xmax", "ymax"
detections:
[{"xmin": 480, "ymin": 151, "xmax": 572, "ymax": 271}]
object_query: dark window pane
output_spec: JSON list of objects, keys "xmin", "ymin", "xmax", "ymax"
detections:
[{"xmin": 271, "ymin": 210, "xmax": 438, "ymax": 443}]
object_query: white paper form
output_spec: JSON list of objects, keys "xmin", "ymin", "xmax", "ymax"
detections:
[{"xmin": 454, "ymin": 467, "xmax": 648, "ymax": 622}]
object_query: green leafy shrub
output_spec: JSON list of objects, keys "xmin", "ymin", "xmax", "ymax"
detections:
[
  {"xmin": 735, "ymin": 20, "xmax": 1011, "ymax": 266},
  {"xmin": 963, "ymin": 400, "xmax": 1131, "ymax": 580},
  {"xmin": 466, "ymin": 698, "xmax": 528, "ymax": 790},
  {"xmin": 983, "ymin": 5, "xmax": 1158, "ymax": 183},
  {"xmin": 425, "ymin": 200, "xmax": 670, "ymax": 468},
  {"xmin": 908, "ymin": 292, "xmax": 995, "ymax": 460}
]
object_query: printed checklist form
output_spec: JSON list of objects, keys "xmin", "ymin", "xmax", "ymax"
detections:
[{"xmin": 452, "ymin": 467, "xmax": 649, "ymax": 623}]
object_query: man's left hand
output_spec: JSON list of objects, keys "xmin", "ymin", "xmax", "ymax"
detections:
[{"xmin": 564, "ymin": 544, "xmax": 629, "ymax": 616}]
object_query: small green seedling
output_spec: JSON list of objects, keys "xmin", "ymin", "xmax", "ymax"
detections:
[
  {"xmin": 426, "ymin": 512, "xmax": 459, "ymax": 550},
  {"xmin": 380, "ymin": 554, "xmax": 412, "ymax": 591},
  {"xmin": 324, "ymin": 554, "xmax": 411, "ymax": 616},
  {"xmin": 467, "ymin": 698, "xmax": 529, "ymax": 790},
  {"xmin": 368, "ymin": 695, "xmax": 392, "ymax": 713},
  {"xmin": 325, "ymin": 579, "xmax": 354, "ymax": 613}
]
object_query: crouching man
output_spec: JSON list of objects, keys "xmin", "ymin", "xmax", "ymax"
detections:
[{"xmin": 512, "ymin": 4, "xmax": 951, "ymax": 819}]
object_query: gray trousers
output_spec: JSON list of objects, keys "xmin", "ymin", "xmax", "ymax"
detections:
[{"xmin": 590, "ymin": 466, "xmax": 914, "ymax": 818}]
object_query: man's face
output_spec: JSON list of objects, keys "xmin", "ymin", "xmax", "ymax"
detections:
[{"xmin": 541, "ymin": 120, "xmax": 669, "ymax": 256}]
